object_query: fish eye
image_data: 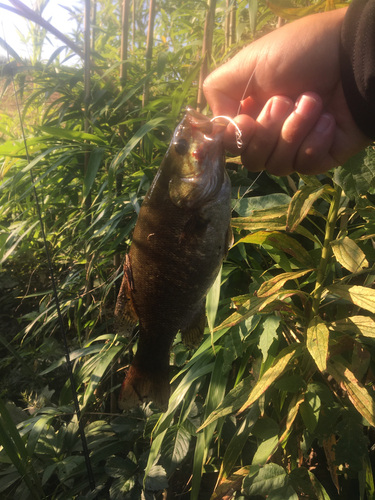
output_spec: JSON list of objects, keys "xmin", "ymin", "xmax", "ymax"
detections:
[{"xmin": 174, "ymin": 138, "xmax": 189, "ymax": 155}]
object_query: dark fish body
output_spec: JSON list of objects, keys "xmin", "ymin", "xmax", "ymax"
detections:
[{"xmin": 115, "ymin": 108, "xmax": 231, "ymax": 411}]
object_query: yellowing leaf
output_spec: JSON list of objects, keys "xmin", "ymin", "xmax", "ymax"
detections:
[
  {"xmin": 322, "ymin": 435, "xmax": 340, "ymax": 493},
  {"xmin": 210, "ymin": 466, "xmax": 250, "ymax": 500},
  {"xmin": 238, "ymin": 346, "xmax": 298, "ymax": 414},
  {"xmin": 330, "ymin": 237, "xmax": 368, "ymax": 273},
  {"xmin": 287, "ymin": 184, "xmax": 327, "ymax": 232},
  {"xmin": 307, "ymin": 317, "xmax": 329, "ymax": 372},
  {"xmin": 237, "ymin": 230, "xmax": 314, "ymax": 268},
  {"xmin": 327, "ymin": 359, "xmax": 375, "ymax": 427},
  {"xmin": 213, "ymin": 296, "xmax": 266, "ymax": 333},
  {"xmin": 257, "ymin": 269, "xmax": 312, "ymax": 297},
  {"xmin": 331, "ymin": 315, "xmax": 375, "ymax": 338},
  {"xmin": 277, "ymin": 392, "xmax": 304, "ymax": 448},
  {"xmin": 328, "ymin": 285, "xmax": 375, "ymax": 314}
]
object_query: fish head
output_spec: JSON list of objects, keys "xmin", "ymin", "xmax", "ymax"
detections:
[{"xmin": 167, "ymin": 107, "xmax": 227, "ymax": 209}]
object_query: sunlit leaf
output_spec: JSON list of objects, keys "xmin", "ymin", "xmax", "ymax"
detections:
[
  {"xmin": 330, "ymin": 237, "xmax": 368, "ymax": 273},
  {"xmin": 307, "ymin": 317, "xmax": 329, "ymax": 372},
  {"xmin": 327, "ymin": 284, "xmax": 375, "ymax": 314},
  {"xmin": 286, "ymin": 184, "xmax": 328, "ymax": 232},
  {"xmin": 327, "ymin": 359, "xmax": 375, "ymax": 427},
  {"xmin": 236, "ymin": 230, "xmax": 314, "ymax": 268},
  {"xmin": 257, "ymin": 269, "xmax": 312, "ymax": 297}
]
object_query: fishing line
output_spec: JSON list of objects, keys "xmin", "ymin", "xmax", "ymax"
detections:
[{"xmin": 3, "ymin": 33, "xmax": 96, "ymax": 492}]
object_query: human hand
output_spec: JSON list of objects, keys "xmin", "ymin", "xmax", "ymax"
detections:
[{"xmin": 203, "ymin": 8, "xmax": 372, "ymax": 176}]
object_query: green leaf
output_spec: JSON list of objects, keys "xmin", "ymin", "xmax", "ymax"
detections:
[
  {"xmin": 213, "ymin": 296, "xmax": 267, "ymax": 333},
  {"xmin": 161, "ymin": 425, "xmax": 191, "ymax": 475},
  {"xmin": 258, "ymin": 316, "xmax": 281, "ymax": 360},
  {"xmin": 333, "ymin": 149, "xmax": 371, "ymax": 200},
  {"xmin": 83, "ymin": 345, "xmax": 123, "ymax": 409},
  {"xmin": 307, "ymin": 317, "xmax": 329, "ymax": 372},
  {"xmin": 38, "ymin": 126, "xmax": 106, "ymax": 144},
  {"xmin": 242, "ymin": 463, "xmax": 287, "ymax": 496},
  {"xmin": 299, "ymin": 392, "xmax": 321, "ymax": 433},
  {"xmin": 327, "ymin": 284, "xmax": 375, "ymax": 314},
  {"xmin": 238, "ymin": 345, "xmax": 299, "ymax": 414},
  {"xmin": 199, "ymin": 345, "xmax": 299, "ymax": 430},
  {"xmin": 82, "ymin": 147, "xmax": 105, "ymax": 204},
  {"xmin": 27, "ymin": 414, "xmax": 54, "ymax": 456},
  {"xmin": 334, "ymin": 409, "xmax": 368, "ymax": 471},
  {"xmin": 206, "ymin": 265, "xmax": 222, "ymax": 333},
  {"xmin": 330, "ymin": 237, "xmax": 368, "ymax": 273},
  {"xmin": 218, "ymin": 403, "xmax": 260, "ymax": 481},
  {"xmin": 0, "ymin": 37, "xmax": 23, "ymax": 64},
  {"xmin": 191, "ymin": 349, "xmax": 228, "ymax": 500},
  {"xmin": 108, "ymin": 116, "xmax": 167, "ymax": 191},
  {"xmin": 236, "ymin": 230, "xmax": 314, "ymax": 268},
  {"xmin": 144, "ymin": 465, "xmax": 168, "ymax": 491},
  {"xmin": 327, "ymin": 359, "xmax": 375, "ymax": 427},
  {"xmin": 287, "ymin": 184, "xmax": 328, "ymax": 232},
  {"xmin": 268, "ymin": 485, "xmax": 298, "ymax": 500},
  {"xmin": 157, "ymin": 51, "xmax": 168, "ymax": 78},
  {"xmin": 235, "ymin": 194, "xmax": 291, "ymax": 216}
]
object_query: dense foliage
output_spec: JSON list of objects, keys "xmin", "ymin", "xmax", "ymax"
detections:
[{"xmin": 1, "ymin": 0, "xmax": 375, "ymax": 499}]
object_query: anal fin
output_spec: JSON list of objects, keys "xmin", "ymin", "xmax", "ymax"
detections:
[
  {"xmin": 114, "ymin": 254, "xmax": 138, "ymax": 336},
  {"xmin": 180, "ymin": 299, "xmax": 206, "ymax": 349}
]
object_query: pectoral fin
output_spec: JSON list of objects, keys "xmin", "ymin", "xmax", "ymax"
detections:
[
  {"xmin": 180, "ymin": 300, "xmax": 206, "ymax": 349},
  {"xmin": 114, "ymin": 255, "xmax": 138, "ymax": 336}
]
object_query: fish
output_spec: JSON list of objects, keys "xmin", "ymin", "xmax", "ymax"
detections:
[{"xmin": 114, "ymin": 107, "xmax": 232, "ymax": 411}]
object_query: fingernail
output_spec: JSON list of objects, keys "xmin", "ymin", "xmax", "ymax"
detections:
[
  {"xmin": 295, "ymin": 95, "xmax": 318, "ymax": 117},
  {"xmin": 314, "ymin": 113, "xmax": 332, "ymax": 133},
  {"xmin": 270, "ymin": 97, "xmax": 291, "ymax": 120}
]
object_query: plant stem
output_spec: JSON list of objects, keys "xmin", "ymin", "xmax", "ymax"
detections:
[{"xmin": 310, "ymin": 184, "xmax": 342, "ymax": 319}]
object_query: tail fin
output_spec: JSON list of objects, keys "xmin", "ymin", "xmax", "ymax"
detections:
[{"xmin": 118, "ymin": 360, "xmax": 170, "ymax": 412}]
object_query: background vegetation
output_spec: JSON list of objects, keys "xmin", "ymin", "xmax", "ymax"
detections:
[{"xmin": 1, "ymin": 0, "xmax": 375, "ymax": 499}]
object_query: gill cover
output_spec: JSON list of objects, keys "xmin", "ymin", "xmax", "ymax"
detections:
[{"xmin": 168, "ymin": 107, "xmax": 227, "ymax": 210}]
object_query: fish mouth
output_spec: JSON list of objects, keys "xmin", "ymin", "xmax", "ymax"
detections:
[{"xmin": 185, "ymin": 106, "xmax": 227, "ymax": 139}]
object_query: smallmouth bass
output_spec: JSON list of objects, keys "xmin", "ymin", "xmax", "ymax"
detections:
[{"xmin": 115, "ymin": 107, "xmax": 232, "ymax": 411}]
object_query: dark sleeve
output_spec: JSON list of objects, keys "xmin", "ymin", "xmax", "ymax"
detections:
[{"xmin": 340, "ymin": 0, "xmax": 375, "ymax": 139}]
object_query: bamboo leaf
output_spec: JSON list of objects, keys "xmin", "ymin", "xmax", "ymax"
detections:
[
  {"xmin": 199, "ymin": 345, "xmax": 299, "ymax": 431},
  {"xmin": 327, "ymin": 285, "xmax": 375, "ymax": 314},
  {"xmin": 278, "ymin": 393, "xmax": 304, "ymax": 447},
  {"xmin": 82, "ymin": 147, "xmax": 105, "ymax": 204},
  {"xmin": 206, "ymin": 265, "xmax": 222, "ymax": 332},
  {"xmin": 286, "ymin": 184, "xmax": 328, "ymax": 232},
  {"xmin": 236, "ymin": 230, "xmax": 314, "ymax": 268},
  {"xmin": 307, "ymin": 317, "xmax": 329, "ymax": 372},
  {"xmin": 83, "ymin": 345, "xmax": 123, "ymax": 409},
  {"xmin": 0, "ymin": 37, "xmax": 23, "ymax": 63},
  {"xmin": 330, "ymin": 237, "xmax": 368, "ymax": 273},
  {"xmin": 213, "ymin": 296, "xmax": 267, "ymax": 333},
  {"xmin": 191, "ymin": 349, "xmax": 228, "ymax": 500},
  {"xmin": 218, "ymin": 403, "xmax": 260, "ymax": 482},
  {"xmin": 38, "ymin": 126, "xmax": 106, "ymax": 144},
  {"xmin": 257, "ymin": 269, "xmax": 312, "ymax": 297},
  {"xmin": 327, "ymin": 359, "xmax": 375, "ymax": 426},
  {"xmin": 238, "ymin": 345, "xmax": 299, "ymax": 414},
  {"xmin": 108, "ymin": 116, "xmax": 167, "ymax": 191}
]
